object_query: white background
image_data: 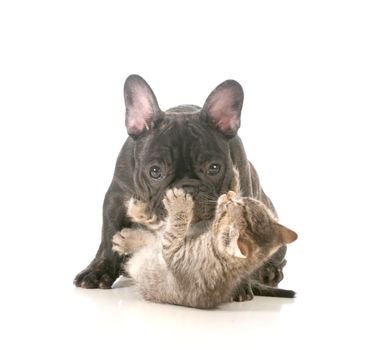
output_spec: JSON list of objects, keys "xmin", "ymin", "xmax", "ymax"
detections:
[{"xmin": 1, "ymin": 1, "xmax": 374, "ymax": 349}]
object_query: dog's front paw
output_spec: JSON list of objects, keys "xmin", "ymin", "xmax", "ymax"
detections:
[
  {"xmin": 74, "ymin": 258, "xmax": 120, "ymax": 289},
  {"xmin": 162, "ymin": 188, "xmax": 194, "ymax": 218}
]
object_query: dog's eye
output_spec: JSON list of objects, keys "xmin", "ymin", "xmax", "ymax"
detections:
[
  {"xmin": 208, "ymin": 163, "xmax": 221, "ymax": 176},
  {"xmin": 149, "ymin": 166, "xmax": 162, "ymax": 179}
]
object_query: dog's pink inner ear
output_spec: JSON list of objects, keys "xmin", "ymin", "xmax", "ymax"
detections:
[
  {"xmin": 124, "ymin": 75, "xmax": 160, "ymax": 137},
  {"xmin": 202, "ymin": 80, "xmax": 244, "ymax": 137},
  {"xmin": 126, "ymin": 92, "xmax": 153, "ymax": 135}
]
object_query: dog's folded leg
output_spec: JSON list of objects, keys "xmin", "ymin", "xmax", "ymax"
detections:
[
  {"xmin": 251, "ymin": 281, "xmax": 296, "ymax": 298},
  {"xmin": 251, "ymin": 245, "xmax": 287, "ymax": 287}
]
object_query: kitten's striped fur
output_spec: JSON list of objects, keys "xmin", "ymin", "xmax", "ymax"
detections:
[{"xmin": 113, "ymin": 171, "xmax": 297, "ymax": 309}]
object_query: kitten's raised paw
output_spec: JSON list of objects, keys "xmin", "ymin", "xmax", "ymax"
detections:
[
  {"xmin": 218, "ymin": 191, "xmax": 237, "ymax": 206},
  {"xmin": 162, "ymin": 188, "xmax": 194, "ymax": 216},
  {"xmin": 127, "ymin": 198, "xmax": 159, "ymax": 225}
]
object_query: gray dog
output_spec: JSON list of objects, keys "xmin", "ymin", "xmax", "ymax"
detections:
[{"xmin": 74, "ymin": 75, "xmax": 287, "ymax": 299}]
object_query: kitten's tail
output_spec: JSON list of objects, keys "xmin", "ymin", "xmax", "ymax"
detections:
[{"xmin": 251, "ymin": 281, "xmax": 296, "ymax": 298}]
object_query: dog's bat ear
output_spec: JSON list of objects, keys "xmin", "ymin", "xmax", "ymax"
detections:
[
  {"xmin": 124, "ymin": 75, "xmax": 161, "ymax": 138},
  {"xmin": 201, "ymin": 80, "xmax": 244, "ymax": 137}
]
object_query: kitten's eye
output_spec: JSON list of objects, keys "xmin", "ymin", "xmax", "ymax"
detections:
[
  {"xmin": 208, "ymin": 163, "xmax": 221, "ymax": 176},
  {"xmin": 149, "ymin": 166, "xmax": 162, "ymax": 179}
]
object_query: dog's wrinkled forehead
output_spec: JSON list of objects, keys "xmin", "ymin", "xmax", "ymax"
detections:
[{"xmin": 141, "ymin": 115, "xmax": 229, "ymax": 171}]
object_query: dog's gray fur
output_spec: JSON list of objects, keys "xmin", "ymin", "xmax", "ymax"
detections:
[{"xmin": 74, "ymin": 75, "xmax": 287, "ymax": 292}]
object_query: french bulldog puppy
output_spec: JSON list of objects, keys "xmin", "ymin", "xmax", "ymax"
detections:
[{"xmin": 74, "ymin": 75, "xmax": 287, "ymax": 297}]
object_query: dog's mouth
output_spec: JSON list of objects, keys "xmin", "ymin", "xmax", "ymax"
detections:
[
  {"xmin": 191, "ymin": 191, "xmax": 219, "ymax": 221},
  {"xmin": 149, "ymin": 187, "xmax": 219, "ymax": 222},
  {"xmin": 177, "ymin": 181, "xmax": 219, "ymax": 221}
]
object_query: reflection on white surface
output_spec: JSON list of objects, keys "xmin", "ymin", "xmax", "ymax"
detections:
[
  {"xmin": 3, "ymin": 269, "xmax": 372, "ymax": 350},
  {"xmin": 65, "ymin": 281, "xmax": 299, "ymax": 349}
]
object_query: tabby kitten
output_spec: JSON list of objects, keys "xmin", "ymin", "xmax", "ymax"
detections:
[{"xmin": 113, "ymin": 189, "xmax": 297, "ymax": 309}]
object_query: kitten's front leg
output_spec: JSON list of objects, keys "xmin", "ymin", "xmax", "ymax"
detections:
[
  {"xmin": 161, "ymin": 188, "xmax": 194, "ymax": 264},
  {"xmin": 127, "ymin": 198, "xmax": 163, "ymax": 230},
  {"xmin": 162, "ymin": 188, "xmax": 194, "ymax": 232}
]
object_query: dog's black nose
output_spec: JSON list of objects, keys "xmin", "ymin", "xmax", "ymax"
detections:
[{"xmin": 182, "ymin": 185, "xmax": 195, "ymax": 195}]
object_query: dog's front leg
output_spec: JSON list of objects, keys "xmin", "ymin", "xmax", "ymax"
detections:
[{"xmin": 74, "ymin": 182, "xmax": 128, "ymax": 289}]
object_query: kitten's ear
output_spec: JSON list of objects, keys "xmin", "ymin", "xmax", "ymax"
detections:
[
  {"xmin": 124, "ymin": 74, "xmax": 161, "ymax": 138},
  {"xmin": 201, "ymin": 80, "xmax": 244, "ymax": 137},
  {"xmin": 233, "ymin": 244, "xmax": 247, "ymax": 259},
  {"xmin": 236, "ymin": 237, "xmax": 251, "ymax": 258},
  {"xmin": 224, "ymin": 228, "xmax": 247, "ymax": 258},
  {"xmin": 277, "ymin": 224, "xmax": 298, "ymax": 244}
]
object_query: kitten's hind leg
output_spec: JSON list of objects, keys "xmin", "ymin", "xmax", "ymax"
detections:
[
  {"xmin": 251, "ymin": 281, "xmax": 296, "ymax": 298},
  {"xmin": 112, "ymin": 228, "xmax": 155, "ymax": 256}
]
